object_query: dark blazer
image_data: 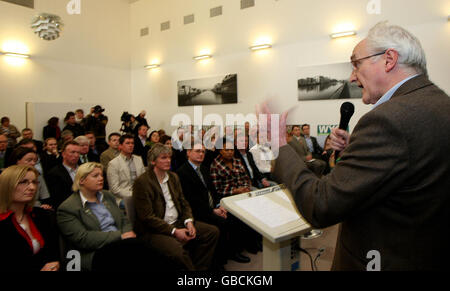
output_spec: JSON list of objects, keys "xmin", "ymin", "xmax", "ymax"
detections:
[
  {"xmin": 132, "ymin": 169, "xmax": 193, "ymax": 236},
  {"xmin": 273, "ymin": 75, "xmax": 450, "ymax": 270},
  {"xmin": 46, "ymin": 164, "xmax": 74, "ymax": 209},
  {"xmin": 234, "ymin": 150, "xmax": 265, "ymax": 187},
  {"xmin": 133, "ymin": 136, "xmax": 150, "ymax": 166},
  {"xmin": 302, "ymin": 135, "xmax": 323, "ymax": 158},
  {"xmin": 0, "ymin": 207, "xmax": 60, "ymax": 271},
  {"xmin": 56, "ymin": 190, "xmax": 132, "ymax": 271},
  {"xmin": 40, "ymin": 152, "xmax": 62, "ymax": 177},
  {"xmin": 176, "ymin": 162, "xmax": 220, "ymax": 223},
  {"xmin": 63, "ymin": 123, "xmax": 85, "ymax": 138}
]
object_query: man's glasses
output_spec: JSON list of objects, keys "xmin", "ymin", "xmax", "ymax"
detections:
[{"xmin": 351, "ymin": 51, "xmax": 386, "ymax": 70}]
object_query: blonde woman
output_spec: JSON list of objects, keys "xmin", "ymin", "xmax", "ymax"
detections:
[
  {"xmin": 0, "ymin": 165, "xmax": 60, "ymax": 271},
  {"xmin": 57, "ymin": 162, "xmax": 175, "ymax": 271}
]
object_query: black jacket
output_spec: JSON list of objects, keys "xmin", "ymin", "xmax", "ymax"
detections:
[
  {"xmin": 46, "ymin": 164, "xmax": 74, "ymax": 209},
  {"xmin": 0, "ymin": 207, "xmax": 60, "ymax": 271},
  {"xmin": 177, "ymin": 162, "xmax": 220, "ymax": 223}
]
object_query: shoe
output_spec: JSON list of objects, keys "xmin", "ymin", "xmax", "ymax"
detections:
[
  {"xmin": 229, "ymin": 253, "xmax": 251, "ymax": 263},
  {"xmin": 246, "ymin": 245, "xmax": 258, "ymax": 254}
]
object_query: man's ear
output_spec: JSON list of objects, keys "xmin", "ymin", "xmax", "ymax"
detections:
[{"xmin": 385, "ymin": 49, "xmax": 399, "ymax": 73}]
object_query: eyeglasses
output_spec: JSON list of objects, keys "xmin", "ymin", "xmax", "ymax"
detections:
[
  {"xmin": 351, "ymin": 51, "xmax": 386, "ymax": 70},
  {"xmin": 18, "ymin": 179, "xmax": 39, "ymax": 187}
]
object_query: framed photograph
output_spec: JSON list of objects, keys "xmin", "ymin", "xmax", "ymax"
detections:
[
  {"xmin": 297, "ymin": 62, "xmax": 362, "ymax": 101},
  {"xmin": 178, "ymin": 74, "xmax": 238, "ymax": 106}
]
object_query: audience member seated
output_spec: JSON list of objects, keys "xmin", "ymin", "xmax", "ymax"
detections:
[
  {"xmin": 43, "ymin": 117, "xmax": 61, "ymax": 141},
  {"xmin": 133, "ymin": 144, "xmax": 219, "ymax": 271},
  {"xmin": 9, "ymin": 147, "xmax": 52, "ymax": 210},
  {"xmin": 288, "ymin": 125, "xmax": 326, "ymax": 177},
  {"xmin": 107, "ymin": 134, "xmax": 145, "ymax": 205},
  {"xmin": 1, "ymin": 117, "xmax": 21, "ymax": 149},
  {"xmin": 57, "ymin": 130, "xmax": 74, "ymax": 151},
  {"xmin": 63, "ymin": 111, "xmax": 85, "ymax": 138},
  {"xmin": 234, "ymin": 134, "xmax": 274, "ymax": 189},
  {"xmin": 301, "ymin": 124, "xmax": 323, "ymax": 159},
  {"xmin": 0, "ymin": 134, "xmax": 12, "ymax": 173},
  {"xmin": 40, "ymin": 138, "xmax": 62, "ymax": 176},
  {"xmin": 210, "ymin": 138, "xmax": 262, "ymax": 253},
  {"xmin": 320, "ymin": 135, "xmax": 336, "ymax": 175},
  {"xmin": 210, "ymin": 138, "xmax": 252, "ymax": 197},
  {"xmin": 177, "ymin": 141, "xmax": 251, "ymax": 266},
  {"xmin": 171, "ymin": 127, "xmax": 188, "ymax": 171},
  {"xmin": 148, "ymin": 130, "xmax": 161, "ymax": 148},
  {"xmin": 74, "ymin": 135, "xmax": 99, "ymax": 164},
  {"xmin": 249, "ymin": 132, "xmax": 275, "ymax": 181},
  {"xmin": 159, "ymin": 134, "xmax": 178, "ymax": 171},
  {"xmin": 99, "ymin": 132, "xmax": 120, "ymax": 172},
  {"xmin": 14, "ymin": 139, "xmax": 45, "ymax": 180},
  {"xmin": 0, "ymin": 165, "xmax": 60, "ymax": 271},
  {"xmin": 85, "ymin": 131, "xmax": 106, "ymax": 157},
  {"xmin": 56, "ymin": 162, "xmax": 175, "ymax": 271},
  {"xmin": 133, "ymin": 124, "xmax": 150, "ymax": 167},
  {"xmin": 46, "ymin": 141, "xmax": 80, "ymax": 209},
  {"xmin": 21, "ymin": 128, "xmax": 43, "ymax": 154}
]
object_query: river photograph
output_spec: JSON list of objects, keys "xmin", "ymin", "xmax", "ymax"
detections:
[
  {"xmin": 178, "ymin": 74, "xmax": 238, "ymax": 106},
  {"xmin": 297, "ymin": 62, "xmax": 362, "ymax": 101}
]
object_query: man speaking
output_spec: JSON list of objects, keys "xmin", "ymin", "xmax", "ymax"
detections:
[{"xmin": 266, "ymin": 22, "xmax": 450, "ymax": 270}]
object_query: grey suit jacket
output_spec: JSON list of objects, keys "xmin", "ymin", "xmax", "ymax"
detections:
[
  {"xmin": 56, "ymin": 190, "xmax": 133, "ymax": 271},
  {"xmin": 274, "ymin": 75, "xmax": 450, "ymax": 270}
]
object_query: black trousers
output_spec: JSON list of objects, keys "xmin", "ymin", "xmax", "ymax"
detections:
[{"xmin": 91, "ymin": 238, "xmax": 181, "ymax": 272}]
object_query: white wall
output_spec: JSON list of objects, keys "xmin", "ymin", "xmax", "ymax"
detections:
[
  {"xmin": 130, "ymin": 0, "xmax": 450, "ymax": 137},
  {"xmin": 0, "ymin": 0, "xmax": 132, "ymax": 135}
]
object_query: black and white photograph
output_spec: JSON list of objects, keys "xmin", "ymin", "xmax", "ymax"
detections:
[
  {"xmin": 178, "ymin": 74, "xmax": 238, "ymax": 107},
  {"xmin": 297, "ymin": 62, "xmax": 362, "ymax": 101}
]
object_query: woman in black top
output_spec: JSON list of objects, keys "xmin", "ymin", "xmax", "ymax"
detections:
[{"xmin": 0, "ymin": 165, "xmax": 60, "ymax": 271}]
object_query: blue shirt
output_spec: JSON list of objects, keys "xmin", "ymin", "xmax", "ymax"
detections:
[
  {"xmin": 373, "ymin": 74, "xmax": 419, "ymax": 109},
  {"xmin": 80, "ymin": 191, "xmax": 118, "ymax": 232}
]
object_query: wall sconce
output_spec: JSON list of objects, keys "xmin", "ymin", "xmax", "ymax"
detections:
[
  {"xmin": 193, "ymin": 54, "xmax": 212, "ymax": 61},
  {"xmin": 249, "ymin": 44, "xmax": 272, "ymax": 51},
  {"xmin": 144, "ymin": 64, "xmax": 160, "ymax": 70},
  {"xmin": 1, "ymin": 52, "xmax": 30, "ymax": 58},
  {"xmin": 330, "ymin": 31, "xmax": 357, "ymax": 39}
]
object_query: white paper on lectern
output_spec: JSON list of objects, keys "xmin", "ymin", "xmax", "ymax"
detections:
[{"xmin": 234, "ymin": 195, "xmax": 301, "ymax": 228}]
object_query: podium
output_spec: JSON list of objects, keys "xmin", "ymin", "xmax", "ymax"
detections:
[{"xmin": 221, "ymin": 185, "xmax": 311, "ymax": 271}]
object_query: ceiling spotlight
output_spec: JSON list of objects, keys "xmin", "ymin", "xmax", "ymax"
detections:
[
  {"xmin": 144, "ymin": 64, "xmax": 160, "ymax": 69},
  {"xmin": 2, "ymin": 52, "xmax": 30, "ymax": 58},
  {"xmin": 330, "ymin": 31, "xmax": 357, "ymax": 39},
  {"xmin": 249, "ymin": 44, "xmax": 272, "ymax": 51},
  {"xmin": 31, "ymin": 13, "xmax": 64, "ymax": 41},
  {"xmin": 193, "ymin": 54, "xmax": 212, "ymax": 61}
]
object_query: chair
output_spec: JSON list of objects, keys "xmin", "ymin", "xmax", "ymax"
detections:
[{"xmin": 123, "ymin": 195, "xmax": 136, "ymax": 227}]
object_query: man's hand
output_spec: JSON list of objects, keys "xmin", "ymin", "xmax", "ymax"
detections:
[
  {"xmin": 186, "ymin": 222, "xmax": 196, "ymax": 239},
  {"xmin": 173, "ymin": 228, "xmax": 194, "ymax": 244},
  {"xmin": 213, "ymin": 207, "xmax": 228, "ymax": 219},
  {"xmin": 261, "ymin": 178, "xmax": 270, "ymax": 188},
  {"xmin": 121, "ymin": 231, "xmax": 137, "ymax": 240},
  {"xmin": 330, "ymin": 128, "xmax": 350, "ymax": 152}
]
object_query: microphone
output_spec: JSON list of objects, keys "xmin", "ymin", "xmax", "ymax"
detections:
[{"xmin": 335, "ymin": 102, "xmax": 355, "ymax": 162}]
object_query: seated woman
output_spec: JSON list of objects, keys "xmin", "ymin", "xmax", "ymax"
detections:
[
  {"xmin": 56, "ymin": 162, "xmax": 176, "ymax": 271},
  {"xmin": 9, "ymin": 147, "xmax": 52, "ymax": 209},
  {"xmin": 0, "ymin": 165, "xmax": 60, "ymax": 271},
  {"xmin": 148, "ymin": 130, "xmax": 161, "ymax": 149}
]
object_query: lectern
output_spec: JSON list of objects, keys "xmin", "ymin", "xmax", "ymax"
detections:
[{"xmin": 221, "ymin": 185, "xmax": 311, "ymax": 271}]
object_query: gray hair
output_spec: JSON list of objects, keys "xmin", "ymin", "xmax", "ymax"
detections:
[
  {"xmin": 74, "ymin": 135, "xmax": 89, "ymax": 146},
  {"xmin": 147, "ymin": 143, "xmax": 172, "ymax": 167},
  {"xmin": 366, "ymin": 21, "xmax": 427, "ymax": 76}
]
